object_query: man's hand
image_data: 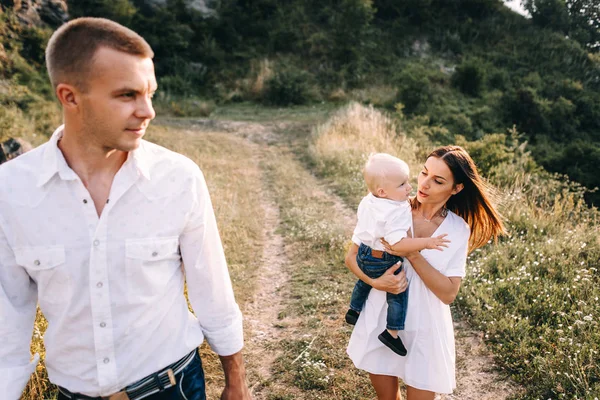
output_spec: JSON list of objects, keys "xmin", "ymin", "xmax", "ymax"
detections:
[
  {"xmin": 219, "ymin": 351, "xmax": 252, "ymax": 400},
  {"xmin": 425, "ymin": 234, "xmax": 450, "ymax": 251}
]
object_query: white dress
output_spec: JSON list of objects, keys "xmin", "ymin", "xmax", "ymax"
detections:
[{"xmin": 347, "ymin": 211, "xmax": 470, "ymax": 394}]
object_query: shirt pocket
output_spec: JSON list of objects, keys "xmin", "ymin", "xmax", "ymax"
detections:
[
  {"xmin": 125, "ymin": 237, "xmax": 182, "ymax": 301},
  {"xmin": 14, "ymin": 245, "xmax": 70, "ymax": 306}
]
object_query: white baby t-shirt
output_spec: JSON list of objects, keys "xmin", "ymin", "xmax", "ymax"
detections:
[{"xmin": 351, "ymin": 193, "xmax": 411, "ymax": 251}]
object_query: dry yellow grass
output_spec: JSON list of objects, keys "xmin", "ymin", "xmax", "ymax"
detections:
[
  {"xmin": 249, "ymin": 58, "xmax": 274, "ymax": 98},
  {"xmin": 309, "ymin": 102, "xmax": 421, "ymax": 206}
]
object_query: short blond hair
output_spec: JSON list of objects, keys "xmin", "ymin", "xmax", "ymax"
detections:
[
  {"xmin": 363, "ymin": 153, "xmax": 409, "ymax": 194},
  {"xmin": 46, "ymin": 17, "xmax": 154, "ymax": 91}
]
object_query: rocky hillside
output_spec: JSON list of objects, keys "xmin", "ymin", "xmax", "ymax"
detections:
[{"xmin": 3, "ymin": 0, "xmax": 67, "ymax": 27}]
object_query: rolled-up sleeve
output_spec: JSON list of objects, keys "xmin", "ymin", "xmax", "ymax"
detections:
[
  {"xmin": 179, "ymin": 166, "xmax": 244, "ymax": 356},
  {"xmin": 0, "ymin": 219, "xmax": 39, "ymax": 399}
]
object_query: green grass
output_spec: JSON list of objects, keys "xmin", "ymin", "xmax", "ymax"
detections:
[
  {"xmin": 209, "ymin": 102, "xmax": 337, "ymax": 123},
  {"xmin": 457, "ymin": 191, "xmax": 600, "ymax": 399}
]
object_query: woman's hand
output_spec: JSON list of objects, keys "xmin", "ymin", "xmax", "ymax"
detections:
[
  {"xmin": 370, "ymin": 263, "xmax": 408, "ymax": 294},
  {"xmin": 345, "ymin": 244, "xmax": 408, "ymax": 295}
]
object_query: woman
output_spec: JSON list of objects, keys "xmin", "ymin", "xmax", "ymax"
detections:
[{"xmin": 346, "ymin": 146, "xmax": 505, "ymax": 400}]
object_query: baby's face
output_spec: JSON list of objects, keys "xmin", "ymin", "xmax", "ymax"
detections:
[{"xmin": 381, "ymin": 169, "xmax": 412, "ymax": 202}]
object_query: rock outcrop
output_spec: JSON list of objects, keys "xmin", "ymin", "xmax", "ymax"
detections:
[
  {"xmin": 2, "ymin": 0, "xmax": 68, "ymax": 27},
  {"xmin": 0, "ymin": 137, "xmax": 33, "ymax": 164},
  {"xmin": 146, "ymin": 0, "xmax": 218, "ymax": 16}
]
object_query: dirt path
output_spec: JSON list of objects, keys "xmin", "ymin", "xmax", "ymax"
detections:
[
  {"xmin": 441, "ymin": 320, "xmax": 522, "ymax": 400},
  {"xmin": 239, "ymin": 145, "xmax": 292, "ymax": 399}
]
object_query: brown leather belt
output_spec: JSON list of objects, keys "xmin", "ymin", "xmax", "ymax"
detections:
[{"xmin": 370, "ymin": 249, "xmax": 385, "ymax": 259}]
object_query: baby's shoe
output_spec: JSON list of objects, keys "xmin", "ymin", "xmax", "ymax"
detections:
[
  {"xmin": 345, "ymin": 309, "xmax": 359, "ymax": 325},
  {"xmin": 378, "ymin": 330, "xmax": 407, "ymax": 356}
]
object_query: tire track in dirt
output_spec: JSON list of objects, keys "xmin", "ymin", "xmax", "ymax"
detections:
[{"xmin": 240, "ymin": 144, "xmax": 291, "ymax": 399}]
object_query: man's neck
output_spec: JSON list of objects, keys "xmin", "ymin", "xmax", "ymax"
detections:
[{"xmin": 58, "ymin": 126, "xmax": 127, "ymax": 187}]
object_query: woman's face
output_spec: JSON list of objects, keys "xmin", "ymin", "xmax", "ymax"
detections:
[{"xmin": 416, "ymin": 156, "xmax": 463, "ymax": 206}]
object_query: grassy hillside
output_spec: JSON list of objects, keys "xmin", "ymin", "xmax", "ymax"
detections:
[
  {"xmin": 308, "ymin": 102, "xmax": 600, "ymax": 399},
  {"xmin": 0, "ymin": 9, "xmax": 60, "ymax": 144}
]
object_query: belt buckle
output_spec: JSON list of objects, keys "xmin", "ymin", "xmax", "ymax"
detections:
[{"xmin": 105, "ymin": 391, "xmax": 130, "ymax": 400}]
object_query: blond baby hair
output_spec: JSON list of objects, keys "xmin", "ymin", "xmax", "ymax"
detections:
[{"xmin": 363, "ymin": 153, "xmax": 409, "ymax": 194}]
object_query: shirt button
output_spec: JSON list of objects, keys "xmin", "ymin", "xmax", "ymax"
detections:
[
  {"xmin": 96, "ymin": 282, "xmax": 103, "ymax": 288},
  {"xmin": 83, "ymin": 199, "xmax": 88, "ymax": 204},
  {"xmin": 152, "ymin": 251, "xmax": 158, "ymax": 257},
  {"xmin": 103, "ymin": 358, "xmax": 110, "ymax": 364},
  {"xmin": 93, "ymin": 240, "xmax": 100, "ymax": 246},
  {"xmin": 34, "ymin": 260, "xmax": 41, "ymax": 266},
  {"xmin": 100, "ymin": 322, "xmax": 106, "ymax": 328}
]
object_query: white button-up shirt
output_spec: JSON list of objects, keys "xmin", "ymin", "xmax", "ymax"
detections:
[
  {"xmin": 0, "ymin": 126, "xmax": 244, "ymax": 398},
  {"xmin": 351, "ymin": 193, "xmax": 411, "ymax": 251}
]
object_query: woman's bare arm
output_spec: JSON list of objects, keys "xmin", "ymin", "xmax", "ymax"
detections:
[
  {"xmin": 405, "ymin": 252, "xmax": 461, "ymax": 305},
  {"xmin": 345, "ymin": 243, "xmax": 407, "ymax": 294}
]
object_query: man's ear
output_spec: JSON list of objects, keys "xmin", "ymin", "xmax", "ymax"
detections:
[
  {"xmin": 56, "ymin": 83, "xmax": 80, "ymax": 110},
  {"xmin": 452, "ymin": 183, "xmax": 464, "ymax": 195}
]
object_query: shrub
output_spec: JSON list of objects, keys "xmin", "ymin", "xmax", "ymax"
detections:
[
  {"xmin": 263, "ymin": 65, "xmax": 313, "ymax": 106},
  {"xmin": 488, "ymin": 69, "xmax": 511, "ymax": 90},
  {"xmin": 394, "ymin": 63, "xmax": 435, "ymax": 114},
  {"xmin": 445, "ymin": 112, "xmax": 473, "ymax": 136},
  {"xmin": 348, "ymin": 85, "xmax": 397, "ymax": 107},
  {"xmin": 452, "ymin": 58, "xmax": 486, "ymax": 97}
]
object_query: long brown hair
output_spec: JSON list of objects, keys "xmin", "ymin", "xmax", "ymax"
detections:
[{"xmin": 418, "ymin": 146, "xmax": 506, "ymax": 252}]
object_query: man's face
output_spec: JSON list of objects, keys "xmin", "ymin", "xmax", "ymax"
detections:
[{"xmin": 78, "ymin": 47, "xmax": 157, "ymax": 152}]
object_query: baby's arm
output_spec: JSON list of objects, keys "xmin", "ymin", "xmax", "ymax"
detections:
[{"xmin": 389, "ymin": 234, "xmax": 450, "ymax": 253}]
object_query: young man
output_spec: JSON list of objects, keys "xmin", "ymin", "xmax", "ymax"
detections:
[{"xmin": 0, "ymin": 18, "xmax": 251, "ymax": 400}]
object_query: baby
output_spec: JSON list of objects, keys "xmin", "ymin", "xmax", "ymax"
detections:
[{"xmin": 346, "ymin": 153, "xmax": 449, "ymax": 356}]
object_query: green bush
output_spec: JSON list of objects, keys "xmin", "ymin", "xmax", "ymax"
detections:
[
  {"xmin": 452, "ymin": 58, "xmax": 486, "ymax": 97},
  {"xmin": 263, "ymin": 65, "xmax": 313, "ymax": 106},
  {"xmin": 394, "ymin": 62, "xmax": 435, "ymax": 114},
  {"xmin": 445, "ymin": 112, "xmax": 473, "ymax": 136},
  {"xmin": 488, "ymin": 69, "xmax": 511, "ymax": 91}
]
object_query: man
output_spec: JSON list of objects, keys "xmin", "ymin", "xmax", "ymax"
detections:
[{"xmin": 0, "ymin": 18, "xmax": 251, "ymax": 400}]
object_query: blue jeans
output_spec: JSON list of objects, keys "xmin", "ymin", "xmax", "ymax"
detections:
[
  {"xmin": 349, "ymin": 243, "xmax": 408, "ymax": 330},
  {"xmin": 57, "ymin": 350, "xmax": 206, "ymax": 400}
]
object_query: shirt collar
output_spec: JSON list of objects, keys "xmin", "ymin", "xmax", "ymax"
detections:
[
  {"xmin": 37, "ymin": 125, "xmax": 76, "ymax": 187},
  {"xmin": 130, "ymin": 141, "xmax": 151, "ymax": 181},
  {"xmin": 36, "ymin": 125, "xmax": 151, "ymax": 187}
]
